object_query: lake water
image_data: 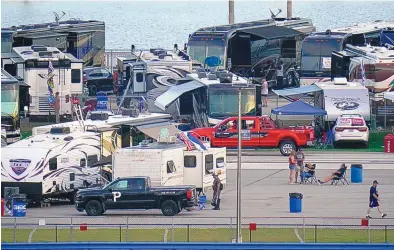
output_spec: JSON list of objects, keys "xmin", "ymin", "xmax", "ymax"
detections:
[{"xmin": 2, "ymin": 1, "xmax": 394, "ymax": 49}]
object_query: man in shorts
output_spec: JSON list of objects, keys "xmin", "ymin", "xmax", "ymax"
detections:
[{"xmin": 366, "ymin": 180, "xmax": 387, "ymax": 218}]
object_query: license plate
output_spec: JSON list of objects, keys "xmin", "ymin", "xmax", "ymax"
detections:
[{"xmin": 347, "ymin": 130, "xmax": 354, "ymax": 132}]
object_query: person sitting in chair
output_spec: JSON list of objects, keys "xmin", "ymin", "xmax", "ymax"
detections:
[
  {"xmin": 318, "ymin": 163, "xmax": 346, "ymax": 185},
  {"xmin": 301, "ymin": 163, "xmax": 315, "ymax": 182}
]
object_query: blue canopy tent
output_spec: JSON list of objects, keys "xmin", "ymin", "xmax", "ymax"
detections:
[{"xmin": 271, "ymin": 100, "xmax": 327, "ymax": 116}]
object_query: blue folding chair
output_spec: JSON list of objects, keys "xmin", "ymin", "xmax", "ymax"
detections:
[{"xmin": 198, "ymin": 195, "xmax": 207, "ymax": 210}]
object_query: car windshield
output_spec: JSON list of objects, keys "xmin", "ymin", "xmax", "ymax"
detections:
[{"xmin": 187, "ymin": 40, "xmax": 225, "ymax": 66}]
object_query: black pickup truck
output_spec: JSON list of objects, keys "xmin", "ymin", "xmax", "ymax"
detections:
[{"xmin": 75, "ymin": 176, "xmax": 197, "ymax": 216}]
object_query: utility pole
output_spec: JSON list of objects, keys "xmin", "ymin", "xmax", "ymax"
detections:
[
  {"xmin": 287, "ymin": 0, "xmax": 293, "ymax": 18},
  {"xmin": 229, "ymin": 0, "xmax": 235, "ymax": 24},
  {"xmin": 236, "ymin": 87, "xmax": 242, "ymax": 243}
]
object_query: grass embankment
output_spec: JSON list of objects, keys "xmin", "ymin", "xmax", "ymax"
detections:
[{"xmin": 2, "ymin": 227, "xmax": 393, "ymax": 243}]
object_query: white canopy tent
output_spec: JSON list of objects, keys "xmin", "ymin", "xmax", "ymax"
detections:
[{"xmin": 383, "ymin": 92, "xmax": 394, "ymax": 128}]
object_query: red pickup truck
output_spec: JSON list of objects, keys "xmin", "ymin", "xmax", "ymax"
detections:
[{"xmin": 191, "ymin": 116, "xmax": 315, "ymax": 156}]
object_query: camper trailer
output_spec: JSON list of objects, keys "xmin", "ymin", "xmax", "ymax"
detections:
[
  {"xmin": 1, "ymin": 46, "xmax": 84, "ymax": 118},
  {"xmin": 113, "ymin": 141, "xmax": 226, "ymax": 194},
  {"xmin": 314, "ymin": 79, "xmax": 371, "ymax": 123},
  {"xmin": 1, "ymin": 127, "xmax": 113, "ymax": 203}
]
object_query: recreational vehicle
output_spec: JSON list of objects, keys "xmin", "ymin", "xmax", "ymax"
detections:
[
  {"xmin": 314, "ymin": 79, "xmax": 371, "ymax": 123},
  {"xmin": 155, "ymin": 69, "xmax": 261, "ymax": 126},
  {"xmin": 187, "ymin": 16, "xmax": 315, "ymax": 88},
  {"xmin": 1, "ymin": 127, "xmax": 113, "ymax": 203},
  {"xmin": 113, "ymin": 141, "xmax": 226, "ymax": 194},
  {"xmin": 331, "ymin": 44, "xmax": 394, "ymax": 92},
  {"xmin": 300, "ymin": 20, "xmax": 394, "ymax": 86},
  {"xmin": 1, "ymin": 46, "xmax": 84, "ymax": 119}
]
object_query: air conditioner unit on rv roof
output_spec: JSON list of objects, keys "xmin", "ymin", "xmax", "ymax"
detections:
[{"xmin": 333, "ymin": 77, "xmax": 348, "ymax": 85}]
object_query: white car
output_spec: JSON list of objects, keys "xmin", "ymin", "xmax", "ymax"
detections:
[{"xmin": 333, "ymin": 115, "xmax": 369, "ymax": 147}]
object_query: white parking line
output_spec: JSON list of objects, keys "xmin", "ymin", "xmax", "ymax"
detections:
[
  {"xmin": 163, "ymin": 228, "xmax": 168, "ymax": 242},
  {"xmin": 294, "ymin": 228, "xmax": 303, "ymax": 243},
  {"xmin": 28, "ymin": 227, "xmax": 37, "ymax": 243}
]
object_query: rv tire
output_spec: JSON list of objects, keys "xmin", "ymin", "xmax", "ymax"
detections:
[
  {"xmin": 68, "ymin": 191, "xmax": 77, "ymax": 204},
  {"xmin": 161, "ymin": 200, "xmax": 178, "ymax": 216},
  {"xmin": 85, "ymin": 200, "xmax": 103, "ymax": 216}
]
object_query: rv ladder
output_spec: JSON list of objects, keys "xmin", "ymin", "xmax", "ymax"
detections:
[{"xmin": 73, "ymin": 104, "xmax": 85, "ymax": 131}]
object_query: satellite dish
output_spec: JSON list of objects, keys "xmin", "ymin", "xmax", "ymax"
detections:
[
  {"xmin": 53, "ymin": 11, "xmax": 66, "ymax": 25},
  {"xmin": 269, "ymin": 8, "xmax": 282, "ymax": 19}
]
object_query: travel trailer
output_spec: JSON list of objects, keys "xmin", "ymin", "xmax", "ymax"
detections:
[
  {"xmin": 1, "ymin": 127, "xmax": 113, "ymax": 203},
  {"xmin": 115, "ymin": 47, "xmax": 194, "ymax": 114},
  {"xmin": 331, "ymin": 44, "xmax": 394, "ymax": 92},
  {"xmin": 314, "ymin": 79, "xmax": 371, "ymax": 122},
  {"xmin": 1, "ymin": 46, "xmax": 84, "ymax": 118},
  {"xmin": 113, "ymin": 140, "xmax": 226, "ymax": 194}
]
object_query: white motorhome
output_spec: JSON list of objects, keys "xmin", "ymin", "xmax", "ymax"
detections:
[
  {"xmin": 1, "ymin": 45, "xmax": 84, "ymax": 118},
  {"xmin": 113, "ymin": 141, "xmax": 226, "ymax": 194},
  {"xmin": 314, "ymin": 78, "xmax": 371, "ymax": 122},
  {"xmin": 1, "ymin": 127, "xmax": 111, "ymax": 203}
]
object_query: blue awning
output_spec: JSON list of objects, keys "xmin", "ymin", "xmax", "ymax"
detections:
[
  {"xmin": 272, "ymin": 85, "xmax": 321, "ymax": 97},
  {"xmin": 271, "ymin": 100, "xmax": 327, "ymax": 116},
  {"xmin": 154, "ymin": 80, "xmax": 204, "ymax": 110}
]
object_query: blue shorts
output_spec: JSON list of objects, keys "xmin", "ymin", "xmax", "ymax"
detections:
[
  {"xmin": 369, "ymin": 200, "xmax": 379, "ymax": 208},
  {"xmin": 289, "ymin": 165, "xmax": 295, "ymax": 170},
  {"xmin": 302, "ymin": 172, "xmax": 313, "ymax": 178}
]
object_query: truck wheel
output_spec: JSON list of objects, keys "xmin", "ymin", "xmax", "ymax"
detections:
[
  {"xmin": 279, "ymin": 140, "xmax": 296, "ymax": 156},
  {"xmin": 161, "ymin": 200, "xmax": 178, "ymax": 216},
  {"xmin": 85, "ymin": 200, "xmax": 103, "ymax": 216},
  {"xmin": 68, "ymin": 191, "xmax": 77, "ymax": 205}
]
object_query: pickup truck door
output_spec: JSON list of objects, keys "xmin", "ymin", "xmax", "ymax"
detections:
[
  {"xmin": 104, "ymin": 179, "xmax": 146, "ymax": 209},
  {"xmin": 259, "ymin": 118, "xmax": 277, "ymax": 147},
  {"xmin": 242, "ymin": 118, "xmax": 259, "ymax": 147},
  {"xmin": 213, "ymin": 119, "xmax": 238, "ymax": 147}
]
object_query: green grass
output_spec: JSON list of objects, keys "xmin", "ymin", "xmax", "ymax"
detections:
[{"xmin": 2, "ymin": 227, "xmax": 393, "ymax": 243}]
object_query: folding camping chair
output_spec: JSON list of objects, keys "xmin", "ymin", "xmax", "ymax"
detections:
[
  {"xmin": 301, "ymin": 163, "xmax": 319, "ymax": 184},
  {"xmin": 331, "ymin": 166, "xmax": 350, "ymax": 185},
  {"xmin": 198, "ymin": 195, "xmax": 207, "ymax": 210}
]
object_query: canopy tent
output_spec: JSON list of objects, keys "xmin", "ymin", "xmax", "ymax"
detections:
[{"xmin": 271, "ymin": 100, "xmax": 327, "ymax": 116}]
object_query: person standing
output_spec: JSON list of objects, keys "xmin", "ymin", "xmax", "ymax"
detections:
[
  {"xmin": 54, "ymin": 92, "xmax": 61, "ymax": 124},
  {"xmin": 288, "ymin": 150, "xmax": 296, "ymax": 184},
  {"xmin": 212, "ymin": 173, "xmax": 222, "ymax": 210},
  {"xmin": 295, "ymin": 148, "xmax": 305, "ymax": 183},
  {"xmin": 276, "ymin": 60, "xmax": 284, "ymax": 89},
  {"xmin": 366, "ymin": 180, "xmax": 387, "ymax": 218},
  {"xmin": 261, "ymin": 78, "xmax": 269, "ymax": 107}
]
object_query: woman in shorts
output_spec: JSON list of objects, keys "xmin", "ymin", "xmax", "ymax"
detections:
[{"xmin": 288, "ymin": 150, "xmax": 296, "ymax": 184}]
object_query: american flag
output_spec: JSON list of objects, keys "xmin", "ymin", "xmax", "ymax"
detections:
[
  {"xmin": 48, "ymin": 61, "xmax": 55, "ymax": 104},
  {"xmin": 360, "ymin": 59, "xmax": 366, "ymax": 86},
  {"xmin": 177, "ymin": 132, "xmax": 194, "ymax": 151}
]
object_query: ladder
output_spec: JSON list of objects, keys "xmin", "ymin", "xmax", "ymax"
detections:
[{"xmin": 73, "ymin": 104, "xmax": 85, "ymax": 131}]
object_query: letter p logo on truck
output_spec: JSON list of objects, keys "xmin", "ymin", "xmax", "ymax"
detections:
[{"xmin": 112, "ymin": 192, "xmax": 121, "ymax": 202}]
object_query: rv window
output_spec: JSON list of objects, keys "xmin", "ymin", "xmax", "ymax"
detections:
[
  {"xmin": 205, "ymin": 154, "xmax": 213, "ymax": 174},
  {"xmin": 184, "ymin": 156, "xmax": 196, "ymax": 168},
  {"xmin": 136, "ymin": 72, "xmax": 143, "ymax": 82},
  {"xmin": 70, "ymin": 173, "xmax": 75, "ymax": 181},
  {"xmin": 87, "ymin": 155, "xmax": 98, "ymax": 166},
  {"xmin": 71, "ymin": 69, "xmax": 81, "ymax": 83},
  {"xmin": 49, "ymin": 158, "xmax": 57, "ymax": 171},
  {"xmin": 80, "ymin": 158, "xmax": 86, "ymax": 167},
  {"xmin": 167, "ymin": 160, "xmax": 176, "ymax": 173},
  {"xmin": 216, "ymin": 157, "xmax": 225, "ymax": 168}
]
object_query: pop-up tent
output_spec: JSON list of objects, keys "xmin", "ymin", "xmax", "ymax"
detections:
[{"xmin": 271, "ymin": 100, "xmax": 327, "ymax": 116}]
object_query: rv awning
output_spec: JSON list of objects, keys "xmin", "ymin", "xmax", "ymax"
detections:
[
  {"xmin": 154, "ymin": 80, "xmax": 204, "ymax": 110},
  {"xmin": 136, "ymin": 122, "xmax": 181, "ymax": 140},
  {"xmin": 237, "ymin": 26, "xmax": 302, "ymax": 40},
  {"xmin": 384, "ymin": 92, "xmax": 394, "ymax": 101},
  {"xmin": 272, "ymin": 85, "xmax": 322, "ymax": 97}
]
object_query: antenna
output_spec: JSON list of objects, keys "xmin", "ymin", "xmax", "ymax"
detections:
[
  {"xmin": 53, "ymin": 11, "xmax": 66, "ymax": 25},
  {"xmin": 269, "ymin": 8, "xmax": 282, "ymax": 19}
]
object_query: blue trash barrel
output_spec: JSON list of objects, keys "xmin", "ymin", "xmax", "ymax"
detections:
[
  {"xmin": 289, "ymin": 193, "xmax": 303, "ymax": 213},
  {"xmin": 96, "ymin": 92, "xmax": 108, "ymax": 110},
  {"xmin": 351, "ymin": 164, "xmax": 363, "ymax": 183},
  {"xmin": 12, "ymin": 194, "xmax": 26, "ymax": 217}
]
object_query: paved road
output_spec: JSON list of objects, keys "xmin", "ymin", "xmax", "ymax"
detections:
[{"xmin": 3, "ymin": 167, "xmax": 393, "ymax": 226}]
